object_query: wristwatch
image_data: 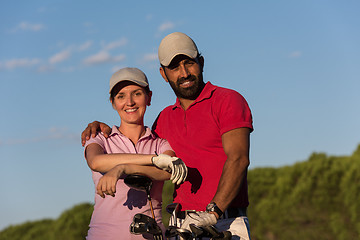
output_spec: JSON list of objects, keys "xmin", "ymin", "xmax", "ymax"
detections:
[{"xmin": 206, "ymin": 202, "xmax": 223, "ymax": 217}]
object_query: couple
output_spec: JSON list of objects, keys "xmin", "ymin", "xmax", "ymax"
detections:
[{"xmin": 82, "ymin": 32, "xmax": 253, "ymax": 240}]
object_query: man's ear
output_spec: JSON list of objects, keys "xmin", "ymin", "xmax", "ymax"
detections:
[
  {"xmin": 147, "ymin": 91, "xmax": 152, "ymax": 106},
  {"xmin": 198, "ymin": 56, "xmax": 204, "ymax": 72},
  {"xmin": 160, "ymin": 66, "xmax": 169, "ymax": 83}
]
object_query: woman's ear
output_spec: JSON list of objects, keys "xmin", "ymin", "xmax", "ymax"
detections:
[
  {"xmin": 110, "ymin": 99, "xmax": 116, "ymax": 109},
  {"xmin": 147, "ymin": 91, "xmax": 153, "ymax": 106}
]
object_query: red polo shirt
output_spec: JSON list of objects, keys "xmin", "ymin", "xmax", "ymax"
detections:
[{"xmin": 152, "ymin": 82, "xmax": 253, "ymax": 211}]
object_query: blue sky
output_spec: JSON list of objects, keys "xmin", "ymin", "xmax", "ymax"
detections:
[{"xmin": 1, "ymin": 0, "xmax": 359, "ymax": 231}]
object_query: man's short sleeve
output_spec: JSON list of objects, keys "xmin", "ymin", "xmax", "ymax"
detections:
[{"xmin": 216, "ymin": 89, "xmax": 253, "ymax": 135}]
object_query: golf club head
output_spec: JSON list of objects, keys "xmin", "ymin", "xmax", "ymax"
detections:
[
  {"xmin": 176, "ymin": 228, "xmax": 193, "ymax": 240},
  {"xmin": 166, "ymin": 202, "xmax": 181, "ymax": 214},
  {"xmin": 165, "ymin": 226, "xmax": 193, "ymax": 240},
  {"xmin": 202, "ymin": 225, "xmax": 233, "ymax": 239},
  {"xmin": 164, "ymin": 226, "xmax": 179, "ymax": 238},
  {"xmin": 129, "ymin": 213, "xmax": 162, "ymax": 235},
  {"xmin": 124, "ymin": 174, "xmax": 152, "ymax": 193},
  {"xmin": 219, "ymin": 231, "xmax": 232, "ymax": 240},
  {"xmin": 202, "ymin": 225, "xmax": 221, "ymax": 238},
  {"xmin": 189, "ymin": 224, "xmax": 205, "ymax": 237}
]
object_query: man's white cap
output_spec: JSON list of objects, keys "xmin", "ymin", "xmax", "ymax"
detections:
[
  {"xmin": 109, "ymin": 67, "xmax": 148, "ymax": 93},
  {"xmin": 158, "ymin": 32, "xmax": 199, "ymax": 67}
]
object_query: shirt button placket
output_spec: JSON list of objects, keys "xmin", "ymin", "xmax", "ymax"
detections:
[{"xmin": 183, "ymin": 112, "xmax": 187, "ymax": 135}]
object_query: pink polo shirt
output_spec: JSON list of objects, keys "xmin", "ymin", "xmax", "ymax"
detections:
[
  {"xmin": 152, "ymin": 82, "xmax": 253, "ymax": 211},
  {"xmin": 84, "ymin": 126, "xmax": 173, "ymax": 240}
]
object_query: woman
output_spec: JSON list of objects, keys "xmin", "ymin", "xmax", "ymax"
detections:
[{"xmin": 84, "ymin": 67, "xmax": 187, "ymax": 239}]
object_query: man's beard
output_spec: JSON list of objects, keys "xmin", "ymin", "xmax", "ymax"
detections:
[{"xmin": 168, "ymin": 73, "xmax": 205, "ymax": 100}]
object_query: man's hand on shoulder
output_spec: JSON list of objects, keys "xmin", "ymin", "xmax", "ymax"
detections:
[{"xmin": 81, "ymin": 121, "xmax": 111, "ymax": 146}]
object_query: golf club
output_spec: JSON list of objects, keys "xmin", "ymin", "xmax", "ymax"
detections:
[{"xmin": 124, "ymin": 174, "xmax": 155, "ymax": 219}]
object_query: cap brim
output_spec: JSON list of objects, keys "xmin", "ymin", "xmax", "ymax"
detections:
[{"xmin": 161, "ymin": 50, "xmax": 198, "ymax": 67}]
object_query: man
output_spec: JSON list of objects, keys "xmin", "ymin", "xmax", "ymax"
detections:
[{"xmin": 82, "ymin": 32, "xmax": 253, "ymax": 239}]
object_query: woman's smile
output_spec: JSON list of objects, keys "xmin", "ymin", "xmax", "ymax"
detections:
[{"xmin": 125, "ymin": 108, "xmax": 138, "ymax": 113}]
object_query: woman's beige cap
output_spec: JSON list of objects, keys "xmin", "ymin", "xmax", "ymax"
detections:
[
  {"xmin": 109, "ymin": 67, "xmax": 148, "ymax": 93},
  {"xmin": 158, "ymin": 32, "xmax": 199, "ymax": 67}
]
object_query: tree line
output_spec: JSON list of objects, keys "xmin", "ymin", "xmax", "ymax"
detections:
[{"xmin": 1, "ymin": 145, "xmax": 359, "ymax": 240}]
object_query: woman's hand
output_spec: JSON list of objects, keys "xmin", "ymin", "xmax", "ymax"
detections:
[{"xmin": 96, "ymin": 164, "xmax": 125, "ymax": 198}]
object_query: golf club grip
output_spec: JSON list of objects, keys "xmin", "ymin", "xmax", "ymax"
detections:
[{"xmin": 152, "ymin": 234, "xmax": 163, "ymax": 240}]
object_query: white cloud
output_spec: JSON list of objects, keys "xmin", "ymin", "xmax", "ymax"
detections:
[
  {"xmin": 289, "ymin": 51, "xmax": 302, "ymax": 58},
  {"xmin": 37, "ymin": 7, "xmax": 47, "ymax": 13},
  {"xmin": 113, "ymin": 54, "xmax": 126, "ymax": 62},
  {"xmin": 146, "ymin": 14, "xmax": 153, "ymax": 21},
  {"xmin": 143, "ymin": 53, "xmax": 158, "ymax": 62},
  {"xmin": 0, "ymin": 127, "xmax": 78, "ymax": 146},
  {"xmin": 78, "ymin": 41, "xmax": 93, "ymax": 51},
  {"xmin": 49, "ymin": 49, "xmax": 71, "ymax": 64},
  {"xmin": 48, "ymin": 127, "xmax": 77, "ymax": 140},
  {"xmin": 0, "ymin": 58, "xmax": 40, "ymax": 70},
  {"xmin": 83, "ymin": 51, "xmax": 111, "ymax": 65},
  {"xmin": 83, "ymin": 22, "xmax": 93, "ymax": 27},
  {"xmin": 14, "ymin": 22, "xmax": 45, "ymax": 32},
  {"xmin": 47, "ymin": 41, "xmax": 92, "ymax": 66},
  {"xmin": 158, "ymin": 21, "xmax": 175, "ymax": 32},
  {"xmin": 37, "ymin": 65, "xmax": 54, "ymax": 73},
  {"xmin": 111, "ymin": 65, "xmax": 125, "ymax": 73},
  {"xmin": 83, "ymin": 22, "xmax": 97, "ymax": 34},
  {"xmin": 61, "ymin": 66, "xmax": 76, "ymax": 72},
  {"xmin": 83, "ymin": 51, "xmax": 126, "ymax": 65},
  {"xmin": 102, "ymin": 38, "xmax": 128, "ymax": 51}
]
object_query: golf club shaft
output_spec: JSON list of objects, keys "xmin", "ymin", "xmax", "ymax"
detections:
[{"xmin": 149, "ymin": 199, "xmax": 156, "ymax": 219}]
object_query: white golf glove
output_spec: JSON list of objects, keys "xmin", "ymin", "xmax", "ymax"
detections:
[
  {"xmin": 181, "ymin": 211, "xmax": 217, "ymax": 231},
  {"xmin": 152, "ymin": 154, "xmax": 188, "ymax": 185}
]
